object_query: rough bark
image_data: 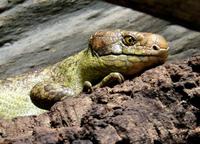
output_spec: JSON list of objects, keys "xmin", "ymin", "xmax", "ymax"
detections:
[{"xmin": 0, "ymin": 55, "xmax": 199, "ymax": 144}]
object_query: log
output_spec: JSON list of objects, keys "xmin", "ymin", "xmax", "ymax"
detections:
[
  {"xmin": 0, "ymin": 0, "xmax": 199, "ymax": 78},
  {"xmin": 105, "ymin": 0, "xmax": 200, "ymax": 30}
]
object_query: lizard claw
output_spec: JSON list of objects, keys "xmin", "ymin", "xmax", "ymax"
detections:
[{"xmin": 83, "ymin": 81, "xmax": 93, "ymax": 93}]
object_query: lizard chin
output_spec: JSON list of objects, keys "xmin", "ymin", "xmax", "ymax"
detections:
[{"xmin": 99, "ymin": 54, "xmax": 167, "ymax": 76}]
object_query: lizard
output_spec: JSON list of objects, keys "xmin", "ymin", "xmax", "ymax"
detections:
[{"xmin": 0, "ymin": 30, "xmax": 169, "ymax": 119}]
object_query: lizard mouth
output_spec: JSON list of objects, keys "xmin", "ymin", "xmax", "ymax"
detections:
[
  {"xmin": 100, "ymin": 47, "xmax": 169, "ymax": 65},
  {"xmin": 93, "ymin": 45, "xmax": 169, "ymax": 57},
  {"xmin": 100, "ymin": 48, "xmax": 169, "ymax": 58}
]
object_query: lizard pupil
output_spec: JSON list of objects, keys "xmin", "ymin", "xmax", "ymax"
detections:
[{"xmin": 128, "ymin": 38, "xmax": 133, "ymax": 43}]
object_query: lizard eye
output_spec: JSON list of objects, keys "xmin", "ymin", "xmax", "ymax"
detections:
[{"xmin": 123, "ymin": 35, "xmax": 136, "ymax": 46}]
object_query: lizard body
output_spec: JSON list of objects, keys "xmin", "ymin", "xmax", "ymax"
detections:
[{"xmin": 0, "ymin": 30, "xmax": 169, "ymax": 119}]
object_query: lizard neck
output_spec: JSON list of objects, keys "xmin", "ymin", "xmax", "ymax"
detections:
[
  {"xmin": 78, "ymin": 48, "xmax": 109, "ymax": 85},
  {"xmin": 50, "ymin": 48, "xmax": 104, "ymax": 93}
]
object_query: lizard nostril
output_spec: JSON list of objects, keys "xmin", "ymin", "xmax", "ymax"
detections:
[{"xmin": 152, "ymin": 45, "xmax": 160, "ymax": 50}]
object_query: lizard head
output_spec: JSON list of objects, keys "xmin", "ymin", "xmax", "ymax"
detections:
[{"xmin": 88, "ymin": 30, "xmax": 169, "ymax": 76}]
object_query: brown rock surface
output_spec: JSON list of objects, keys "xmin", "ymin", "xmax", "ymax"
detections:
[
  {"xmin": 0, "ymin": 55, "xmax": 199, "ymax": 144},
  {"xmin": 1, "ymin": 0, "xmax": 200, "ymax": 143}
]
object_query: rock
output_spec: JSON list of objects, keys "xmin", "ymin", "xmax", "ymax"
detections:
[
  {"xmin": 0, "ymin": 55, "xmax": 199, "ymax": 143},
  {"xmin": 0, "ymin": 0, "xmax": 9, "ymax": 12},
  {"xmin": 105, "ymin": 0, "xmax": 200, "ymax": 30},
  {"xmin": 0, "ymin": 0, "xmax": 200, "ymax": 78},
  {"xmin": 0, "ymin": 0, "xmax": 200, "ymax": 143}
]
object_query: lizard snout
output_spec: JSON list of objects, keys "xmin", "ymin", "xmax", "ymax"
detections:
[{"xmin": 151, "ymin": 34, "xmax": 169, "ymax": 50}]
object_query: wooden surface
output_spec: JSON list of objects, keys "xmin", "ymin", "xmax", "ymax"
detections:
[
  {"xmin": 105, "ymin": 0, "xmax": 200, "ymax": 30},
  {"xmin": 0, "ymin": 0, "xmax": 199, "ymax": 78}
]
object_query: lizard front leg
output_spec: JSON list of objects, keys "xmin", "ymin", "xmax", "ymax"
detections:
[
  {"xmin": 83, "ymin": 72, "xmax": 124, "ymax": 93},
  {"xmin": 30, "ymin": 81, "xmax": 75, "ymax": 110}
]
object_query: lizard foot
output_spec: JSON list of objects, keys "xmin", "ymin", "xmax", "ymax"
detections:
[{"xmin": 83, "ymin": 72, "xmax": 124, "ymax": 94}]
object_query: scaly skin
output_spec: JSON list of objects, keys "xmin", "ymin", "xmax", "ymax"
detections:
[{"xmin": 0, "ymin": 30, "xmax": 169, "ymax": 119}]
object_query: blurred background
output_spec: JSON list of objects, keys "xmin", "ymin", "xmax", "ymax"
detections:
[{"xmin": 0, "ymin": 0, "xmax": 199, "ymax": 78}]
